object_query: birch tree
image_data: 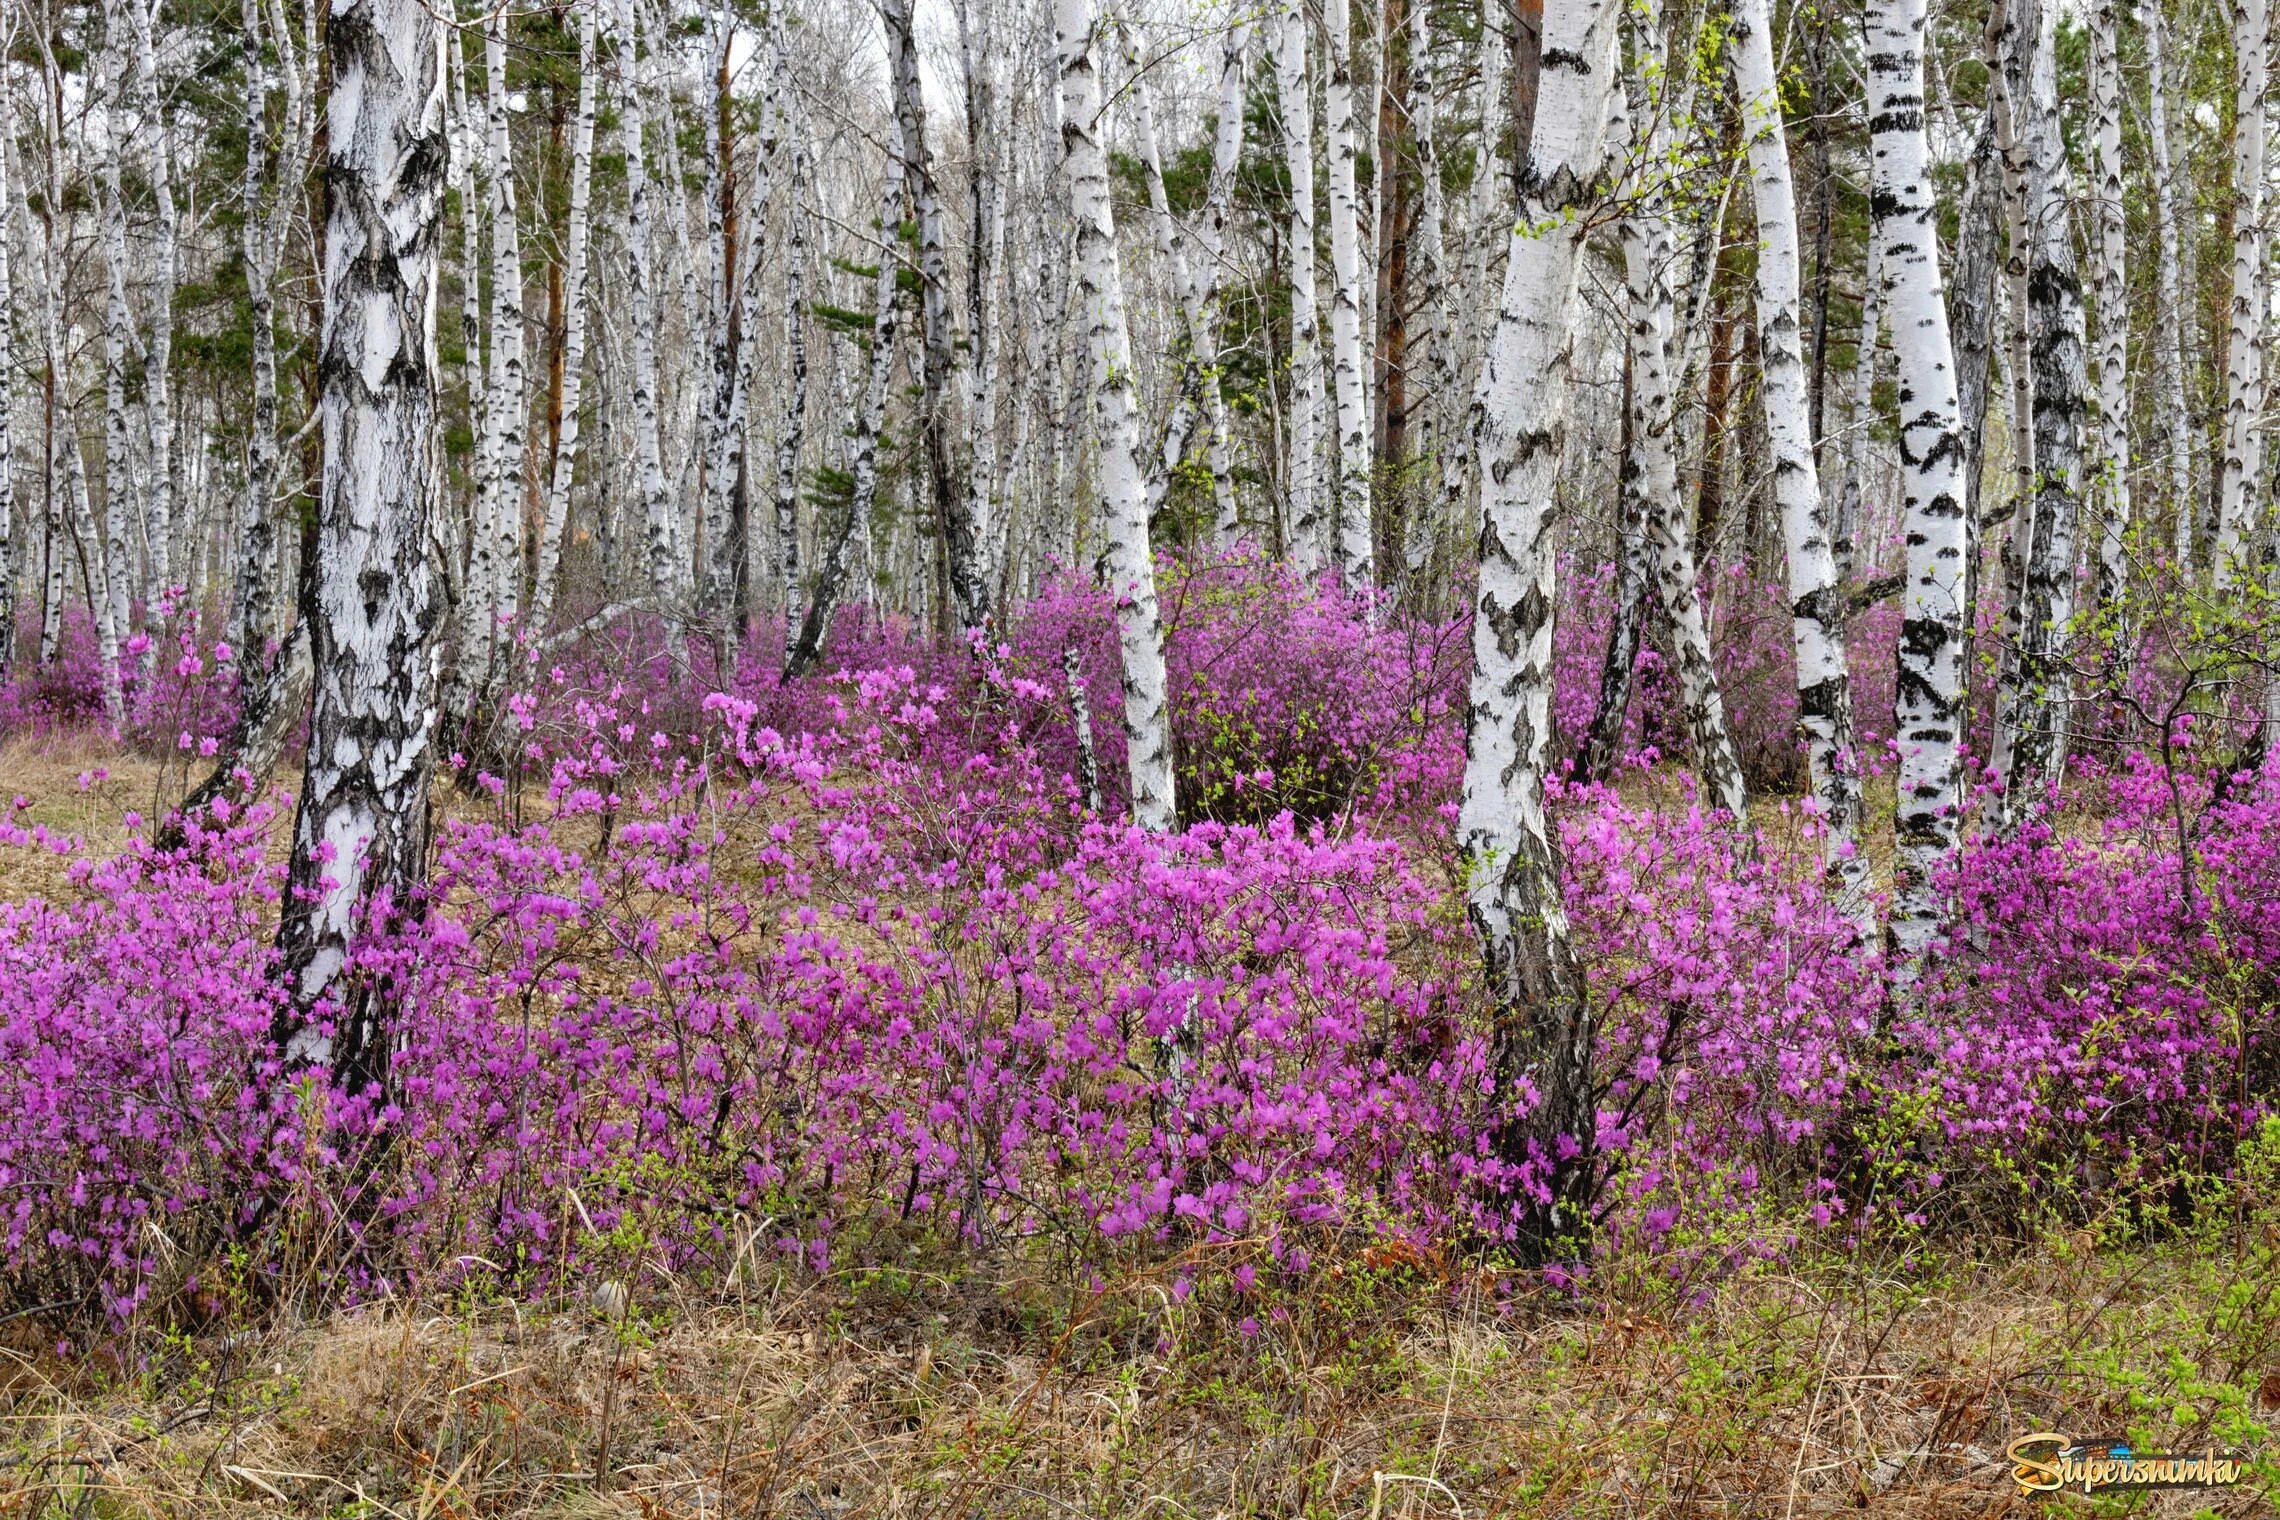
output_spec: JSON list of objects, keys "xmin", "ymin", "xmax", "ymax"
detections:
[
  {"xmin": 0, "ymin": 56, "xmax": 13, "ymax": 665},
  {"xmin": 1620, "ymin": 0, "xmax": 1746, "ymax": 818},
  {"xmin": 531, "ymin": 2, "xmax": 596, "ymax": 634},
  {"xmin": 1400, "ymin": 0, "xmax": 1448, "ymax": 584},
  {"xmin": 2146, "ymin": 2, "xmax": 2194, "ymax": 561},
  {"xmin": 883, "ymin": 0, "xmax": 977, "ymax": 634},
  {"xmin": 1322, "ymin": 0, "xmax": 1373, "ymax": 587},
  {"xmin": 1991, "ymin": 0, "xmax": 2089, "ymax": 824},
  {"xmin": 772, "ymin": 10, "xmax": 812, "ymax": 667},
  {"xmin": 1057, "ymin": 0, "xmax": 1176, "ymax": 831},
  {"xmin": 2087, "ymin": 0, "xmax": 2130, "ymax": 608},
  {"xmin": 1458, "ymin": 0, "xmax": 1622, "ymax": 1260},
  {"xmin": 461, "ymin": 10, "xmax": 526, "ymax": 706},
  {"xmin": 273, "ymin": 0, "xmax": 448, "ymax": 1090},
  {"xmin": 1868, "ymin": 0, "xmax": 1973, "ymax": 966},
  {"xmin": 1275, "ymin": 0, "xmax": 1326, "ymax": 574},
  {"xmin": 1733, "ymin": 0, "xmax": 1865, "ymax": 893},
  {"xmin": 957, "ymin": 0, "xmax": 1005, "ymax": 601},
  {"xmin": 95, "ymin": 0, "xmax": 132, "ymax": 723},
  {"xmin": 127, "ymin": 0, "xmax": 176, "ymax": 607},
  {"xmin": 2216, "ymin": 0, "xmax": 2264, "ymax": 585},
  {"xmin": 1198, "ymin": 25, "xmax": 1248, "ymax": 544},
  {"xmin": 616, "ymin": 0, "xmax": 672, "ymax": 599},
  {"xmin": 35, "ymin": 31, "xmax": 70, "ymax": 667}
]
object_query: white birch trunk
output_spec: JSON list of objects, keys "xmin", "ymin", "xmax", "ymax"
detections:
[
  {"xmin": 2146, "ymin": 5, "xmax": 2194, "ymax": 563},
  {"xmin": 97, "ymin": 3, "xmax": 132, "ymax": 722},
  {"xmin": 1620, "ymin": 2, "xmax": 1746, "ymax": 820},
  {"xmin": 1200, "ymin": 24, "xmax": 1248, "ymax": 544},
  {"xmin": 128, "ymin": 0, "xmax": 175, "ymax": 606},
  {"xmin": 2217, "ymin": 0, "xmax": 2266, "ymax": 585},
  {"xmin": 618, "ymin": 0, "xmax": 672, "ymax": 599},
  {"xmin": 1275, "ymin": 0, "xmax": 1326, "ymax": 575},
  {"xmin": 1989, "ymin": 0, "xmax": 2037, "ymax": 521},
  {"xmin": 237, "ymin": 0, "xmax": 282, "ymax": 664},
  {"xmin": 1401, "ymin": 0, "xmax": 1447, "ymax": 585},
  {"xmin": 698, "ymin": 11, "xmax": 734, "ymax": 618},
  {"xmin": 1869, "ymin": 0, "xmax": 1974, "ymax": 966},
  {"xmin": 1458, "ymin": 0, "xmax": 1620, "ymax": 1254},
  {"xmin": 2087, "ymin": 0, "xmax": 2130, "ymax": 609},
  {"xmin": 1057, "ymin": 0, "xmax": 1176, "ymax": 831},
  {"xmin": 772, "ymin": 13, "xmax": 812, "ymax": 668},
  {"xmin": 958, "ymin": 0, "xmax": 1004, "ymax": 610},
  {"xmin": 531, "ymin": 1, "xmax": 596, "ymax": 634},
  {"xmin": 1438, "ymin": 2, "xmax": 1509, "ymax": 573},
  {"xmin": 1992, "ymin": 0, "xmax": 2089, "ymax": 824},
  {"xmin": 0, "ymin": 66, "xmax": 15, "ymax": 663},
  {"xmin": 1734, "ymin": 0, "xmax": 1866, "ymax": 894},
  {"xmin": 474, "ymin": 13, "xmax": 525, "ymax": 684},
  {"xmin": 1322, "ymin": 0, "xmax": 1374, "ymax": 587},
  {"xmin": 35, "ymin": 44, "xmax": 67, "ymax": 667},
  {"xmin": 275, "ymin": 0, "xmax": 449, "ymax": 1088}
]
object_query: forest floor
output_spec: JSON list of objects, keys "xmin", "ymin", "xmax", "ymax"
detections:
[
  {"xmin": 5, "ymin": 1232, "xmax": 2279, "ymax": 1518},
  {"xmin": 2, "ymin": 739, "xmax": 2278, "ymax": 1518}
]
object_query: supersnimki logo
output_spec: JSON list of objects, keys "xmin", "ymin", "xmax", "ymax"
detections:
[{"xmin": 2005, "ymin": 1432, "xmax": 2250, "ymax": 1496}]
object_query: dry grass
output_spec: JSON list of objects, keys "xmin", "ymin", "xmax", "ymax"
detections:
[{"xmin": 1, "ymin": 1239, "xmax": 2277, "ymax": 1517}]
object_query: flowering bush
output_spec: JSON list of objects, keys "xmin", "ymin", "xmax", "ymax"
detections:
[
  {"xmin": 1008, "ymin": 546, "xmax": 1468, "ymax": 828},
  {"xmin": 0, "ymin": 796, "xmax": 303, "ymax": 1323},
  {"xmin": 1909, "ymin": 755, "xmax": 2280, "ymax": 1196},
  {"xmin": 0, "ymin": 555, "xmax": 2273, "ymax": 1331}
]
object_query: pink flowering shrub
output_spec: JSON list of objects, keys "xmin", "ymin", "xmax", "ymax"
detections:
[
  {"xmin": 0, "ymin": 555, "xmax": 2274, "ymax": 1329},
  {"xmin": 1008, "ymin": 546, "xmax": 1468, "ymax": 828},
  {"xmin": 0, "ymin": 600, "xmax": 241, "ymax": 752},
  {"xmin": 376, "ymin": 667, "xmax": 1494, "ymax": 1284},
  {"xmin": 0, "ymin": 796, "xmax": 304, "ymax": 1322},
  {"xmin": 1908, "ymin": 756, "xmax": 2280, "ymax": 1193}
]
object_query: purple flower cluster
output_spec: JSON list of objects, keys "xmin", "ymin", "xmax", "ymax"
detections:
[{"xmin": 0, "ymin": 554, "xmax": 2273, "ymax": 1326}]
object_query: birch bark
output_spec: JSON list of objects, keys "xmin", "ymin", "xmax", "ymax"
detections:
[
  {"xmin": 1868, "ymin": 0, "xmax": 1974, "ymax": 966},
  {"xmin": 616, "ymin": 0, "xmax": 672, "ymax": 598},
  {"xmin": 1991, "ymin": 0, "xmax": 2089, "ymax": 824},
  {"xmin": 274, "ymin": 0, "xmax": 448, "ymax": 1090},
  {"xmin": 97, "ymin": 0, "xmax": 132, "ymax": 722},
  {"xmin": 531, "ymin": 2, "xmax": 596, "ymax": 634},
  {"xmin": 1199, "ymin": 25, "xmax": 1248, "ymax": 543},
  {"xmin": 772, "ymin": 13, "xmax": 811, "ymax": 668},
  {"xmin": 36, "ymin": 37, "xmax": 67, "ymax": 667},
  {"xmin": 1458, "ymin": 0, "xmax": 1621, "ymax": 1258},
  {"xmin": 1323, "ymin": 0, "xmax": 1374, "ymax": 587},
  {"xmin": 2087, "ymin": 0, "xmax": 2131, "ymax": 608},
  {"xmin": 1401, "ymin": 0, "xmax": 1447, "ymax": 584},
  {"xmin": 127, "ymin": 0, "xmax": 175, "ymax": 605},
  {"xmin": 1734, "ymin": 0, "xmax": 1866, "ymax": 893},
  {"xmin": 2216, "ymin": 0, "xmax": 2265, "ymax": 585},
  {"xmin": 2146, "ymin": 4, "xmax": 2194, "ymax": 563},
  {"xmin": 475, "ymin": 12, "xmax": 525, "ymax": 686},
  {"xmin": 1057, "ymin": 0, "xmax": 1176, "ymax": 831},
  {"xmin": 0, "ymin": 70, "xmax": 12, "ymax": 664},
  {"xmin": 1275, "ymin": 0, "xmax": 1326, "ymax": 575},
  {"xmin": 958, "ymin": 0, "xmax": 1005, "ymax": 605}
]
